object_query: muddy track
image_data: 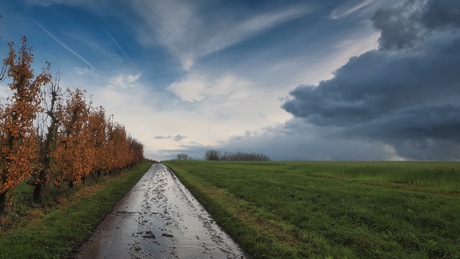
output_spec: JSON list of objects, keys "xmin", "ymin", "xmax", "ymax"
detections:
[{"xmin": 77, "ymin": 163, "xmax": 246, "ymax": 258}]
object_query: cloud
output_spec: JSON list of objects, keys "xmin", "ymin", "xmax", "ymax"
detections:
[
  {"xmin": 421, "ymin": 0, "xmax": 460, "ymax": 29},
  {"xmin": 174, "ymin": 119, "xmax": 402, "ymax": 161},
  {"xmin": 131, "ymin": 0, "xmax": 310, "ymax": 71},
  {"xmin": 75, "ymin": 67, "xmax": 101, "ymax": 79},
  {"xmin": 0, "ymin": 84, "xmax": 12, "ymax": 101},
  {"xmin": 166, "ymin": 74, "xmax": 208, "ymax": 102},
  {"xmin": 167, "ymin": 73, "xmax": 250, "ymax": 102},
  {"xmin": 25, "ymin": 0, "xmax": 76, "ymax": 7},
  {"xmin": 349, "ymin": 105, "xmax": 460, "ymax": 160},
  {"xmin": 372, "ymin": 0, "xmax": 460, "ymax": 50},
  {"xmin": 331, "ymin": 0, "xmax": 377, "ymax": 20},
  {"xmin": 36, "ymin": 22, "xmax": 95, "ymax": 70},
  {"xmin": 92, "ymin": 69, "xmax": 290, "ymax": 161},
  {"xmin": 283, "ymin": 0, "xmax": 460, "ymax": 160},
  {"xmin": 25, "ymin": 0, "xmax": 109, "ymax": 10},
  {"xmin": 109, "ymin": 73, "xmax": 141, "ymax": 89},
  {"xmin": 77, "ymin": 35, "xmax": 123, "ymax": 63},
  {"xmin": 154, "ymin": 135, "xmax": 187, "ymax": 142}
]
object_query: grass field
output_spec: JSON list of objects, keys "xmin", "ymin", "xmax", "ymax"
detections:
[
  {"xmin": 163, "ymin": 160, "xmax": 460, "ymax": 258},
  {"xmin": 0, "ymin": 160, "xmax": 153, "ymax": 258}
]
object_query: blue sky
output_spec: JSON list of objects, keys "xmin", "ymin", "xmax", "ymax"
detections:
[{"xmin": 1, "ymin": 0, "xmax": 459, "ymax": 161}]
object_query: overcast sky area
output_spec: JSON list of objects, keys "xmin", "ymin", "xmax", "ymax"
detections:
[{"xmin": 1, "ymin": 0, "xmax": 459, "ymax": 161}]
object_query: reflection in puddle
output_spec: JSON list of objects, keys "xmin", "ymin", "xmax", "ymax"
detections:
[{"xmin": 77, "ymin": 163, "xmax": 247, "ymax": 258}]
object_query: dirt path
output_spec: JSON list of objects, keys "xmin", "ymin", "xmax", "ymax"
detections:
[{"xmin": 77, "ymin": 163, "xmax": 246, "ymax": 258}]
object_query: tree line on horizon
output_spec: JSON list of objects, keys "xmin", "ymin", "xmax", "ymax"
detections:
[
  {"xmin": 0, "ymin": 37, "xmax": 144, "ymax": 214},
  {"xmin": 204, "ymin": 150, "xmax": 271, "ymax": 161},
  {"xmin": 177, "ymin": 153, "xmax": 192, "ymax": 160}
]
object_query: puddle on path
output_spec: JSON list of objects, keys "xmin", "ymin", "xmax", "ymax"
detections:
[{"xmin": 77, "ymin": 163, "xmax": 246, "ymax": 258}]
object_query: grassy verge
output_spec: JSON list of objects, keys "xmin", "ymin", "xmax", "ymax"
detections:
[
  {"xmin": 0, "ymin": 160, "xmax": 153, "ymax": 258},
  {"xmin": 163, "ymin": 160, "xmax": 460, "ymax": 258}
]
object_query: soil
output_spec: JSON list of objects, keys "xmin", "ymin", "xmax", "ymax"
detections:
[{"xmin": 77, "ymin": 163, "xmax": 247, "ymax": 258}]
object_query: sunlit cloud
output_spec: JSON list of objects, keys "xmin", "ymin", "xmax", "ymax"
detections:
[
  {"xmin": 108, "ymin": 73, "xmax": 141, "ymax": 89},
  {"xmin": 166, "ymin": 73, "xmax": 250, "ymax": 102}
]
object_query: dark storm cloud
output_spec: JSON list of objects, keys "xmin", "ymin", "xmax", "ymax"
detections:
[
  {"xmin": 283, "ymin": 0, "xmax": 460, "ymax": 160},
  {"xmin": 350, "ymin": 105, "xmax": 460, "ymax": 142},
  {"xmin": 372, "ymin": 0, "xmax": 460, "ymax": 50},
  {"xmin": 284, "ymin": 33, "xmax": 460, "ymax": 126},
  {"xmin": 421, "ymin": 0, "xmax": 460, "ymax": 29},
  {"xmin": 349, "ymin": 105, "xmax": 460, "ymax": 160}
]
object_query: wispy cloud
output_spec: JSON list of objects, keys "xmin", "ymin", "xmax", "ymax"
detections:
[
  {"xmin": 199, "ymin": 6, "xmax": 311, "ymax": 59},
  {"xmin": 132, "ymin": 0, "xmax": 311, "ymax": 71},
  {"xmin": 109, "ymin": 73, "xmax": 141, "ymax": 89},
  {"xmin": 330, "ymin": 0, "xmax": 376, "ymax": 20},
  {"xmin": 154, "ymin": 135, "xmax": 187, "ymax": 142},
  {"xmin": 36, "ymin": 22, "xmax": 95, "ymax": 70},
  {"xmin": 97, "ymin": 19, "xmax": 131, "ymax": 61}
]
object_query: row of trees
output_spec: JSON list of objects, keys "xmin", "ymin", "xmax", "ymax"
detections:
[
  {"xmin": 204, "ymin": 150, "xmax": 271, "ymax": 161},
  {"xmin": 0, "ymin": 37, "xmax": 144, "ymax": 214}
]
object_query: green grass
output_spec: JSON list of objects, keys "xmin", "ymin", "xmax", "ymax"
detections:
[
  {"xmin": 0, "ymin": 160, "xmax": 153, "ymax": 258},
  {"xmin": 163, "ymin": 160, "xmax": 460, "ymax": 258}
]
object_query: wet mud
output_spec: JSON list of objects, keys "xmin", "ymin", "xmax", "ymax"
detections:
[{"xmin": 77, "ymin": 163, "xmax": 246, "ymax": 258}]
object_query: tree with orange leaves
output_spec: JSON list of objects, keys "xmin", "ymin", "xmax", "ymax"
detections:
[
  {"xmin": 87, "ymin": 106, "xmax": 109, "ymax": 177},
  {"xmin": 88, "ymin": 109, "xmax": 144, "ymax": 177},
  {"xmin": 106, "ymin": 122, "xmax": 127, "ymax": 174},
  {"xmin": 0, "ymin": 37, "xmax": 50, "ymax": 213},
  {"xmin": 52, "ymin": 88, "xmax": 94, "ymax": 188},
  {"xmin": 0, "ymin": 32, "xmax": 145, "ymax": 212},
  {"xmin": 30, "ymin": 73, "xmax": 62, "ymax": 202},
  {"xmin": 128, "ymin": 136, "xmax": 144, "ymax": 167}
]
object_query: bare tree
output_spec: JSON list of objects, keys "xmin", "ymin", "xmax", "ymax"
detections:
[
  {"xmin": 177, "ymin": 153, "xmax": 191, "ymax": 160},
  {"xmin": 204, "ymin": 150, "xmax": 270, "ymax": 161},
  {"xmin": 204, "ymin": 150, "xmax": 220, "ymax": 160}
]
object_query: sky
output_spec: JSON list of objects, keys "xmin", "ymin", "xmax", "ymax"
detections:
[{"xmin": 1, "ymin": 0, "xmax": 459, "ymax": 161}]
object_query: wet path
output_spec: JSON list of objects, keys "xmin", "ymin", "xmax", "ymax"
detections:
[{"xmin": 77, "ymin": 163, "xmax": 246, "ymax": 258}]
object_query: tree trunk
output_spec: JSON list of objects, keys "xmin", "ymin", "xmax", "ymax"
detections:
[
  {"xmin": 33, "ymin": 183, "xmax": 42, "ymax": 203},
  {"xmin": 68, "ymin": 180, "xmax": 74, "ymax": 189},
  {"xmin": 0, "ymin": 191, "xmax": 7, "ymax": 215}
]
